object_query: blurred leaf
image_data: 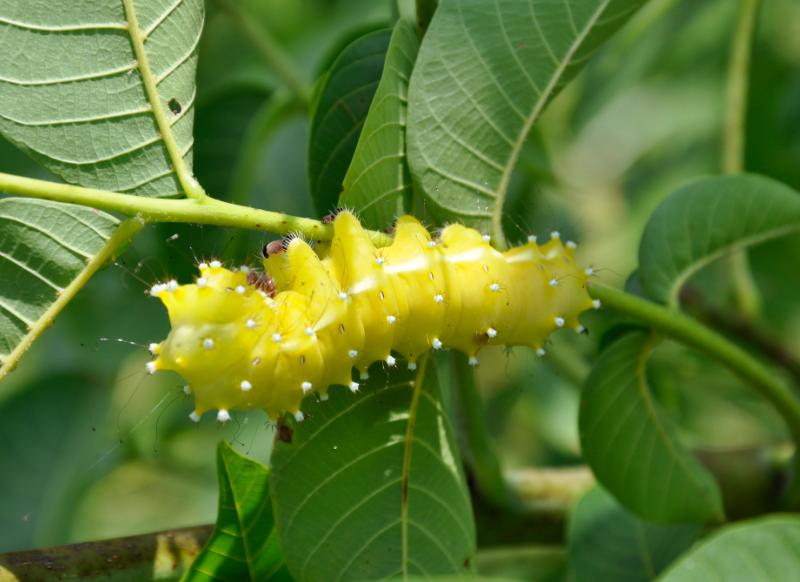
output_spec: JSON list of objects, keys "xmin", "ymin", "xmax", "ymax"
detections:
[
  {"xmin": 639, "ymin": 174, "xmax": 800, "ymax": 306},
  {"xmin": 578, "ymin": 332, "xmax": 724, "ymax": 523},
  {"xmin": 0, "ymin": 0, "xmax": 203, "ymax": 196},
  {"xmin": 308, "ymin": 28, "xmax": 392, "ymax": 216},
  {"xmin": 271, "ymin": 359, "xmax": 475, "ymax": 581},
  {"xmin": 476, "ymin": 545, "xmax": 566, "ymax": 581},
  {"xmin": 406, "ymin": 0, "xmax": 647, "ymax": 233},
  {"xmin": 0, "ymin": 372, "xmax": 112, "ymax": 552},
  {"xmin": 183, "ymin": 441, "xmax": 289, "ymax": 582},
  {"xmin": 339, "ymin": 19, "xmax": 419, "ymax": 229},
  {"xmin": 568, "ymin": 487, "xmax": 699, "ymax": 582},
  {"xmin": 0, "ymin": 198, "xmax": 119, "ymax": 375},
  {"xmin": 660, "ymin": 515, "xmax": 800, "ymax": 581}
]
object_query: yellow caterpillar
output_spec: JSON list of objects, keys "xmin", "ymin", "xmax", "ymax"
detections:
[{"xmin": 146, "ymin": 212, "xmax": 597, "ymax": 421}]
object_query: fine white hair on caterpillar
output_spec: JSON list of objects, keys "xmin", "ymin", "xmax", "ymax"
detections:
[{"xmin": 146, "ymin": 212, "xmax": 595, "ymax": 421}]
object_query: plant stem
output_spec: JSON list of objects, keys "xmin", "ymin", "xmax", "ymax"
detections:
[
  {"xmin": 724, "ymin": 0, "xmax": 762, "ymax": 319},
  {"xmin": 0, "ymin": 217, "xmax": 145, "ymax": 381},
  {"xmin": 0, "ymin": 172, "xmax": 392, "ymax": 247},
  {"xmin": 588, "ymin": 282, "xmax": 800, "ymax": 506},
  {"xmin": 214, "ymin": 0, "xmax": 311, "ymax": 107},
  {"xmin": 0, "ymin": 525, "xmax": 212, "ymax": 581},
  {"xmin": 452, "ymin": 352, "xmax": 511, "ymax": 508}
]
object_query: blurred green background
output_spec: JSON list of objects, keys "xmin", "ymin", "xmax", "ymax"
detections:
[{"xmin": 1, "ymin": 0, "xmax": 799, "ymax": 555}]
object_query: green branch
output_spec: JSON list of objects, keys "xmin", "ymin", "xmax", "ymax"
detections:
[
  {"xmin": 214, "ymin": 0, "xmax": 311, "ymax": 107},
  {"xmin": 588, "ymin": 282, "xmax": 800, "ymax": 507},
  {"xmin": 724, "ymin": 0, "xmax": 762, "ymax": 318},
  {"xmin": 0, "ymin": 172, "xmax": 392, "ymax": 247},
  {"xmin": 452, "ymin": 352, "xmax": 511, "ymax": 508}
]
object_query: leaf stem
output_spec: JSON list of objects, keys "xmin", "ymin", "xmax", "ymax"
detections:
[
  {"xmin": 214, "ymin": 0, "xmax": 311, "ymax": 107},
  {"xmin": 588, "ymin": 282, "xmax": 800, "ymax": 507},
  {"xmin": 0, "ymin": 172, "xmax": 392, "ymax": 247},
  {"xmin": 122, "ymin": 0, "xmax": 208, "ymax": 201},
  {"xmin": 724, "ymin": 0, "xmax": 762, "ymax": 318},
  {"xmin": 0, "ymin": 217, "xmax": 144, "ymax": 381},
  {"xmin": 452, "ymin": 352, "xmax": 511, "ymax": 508}
]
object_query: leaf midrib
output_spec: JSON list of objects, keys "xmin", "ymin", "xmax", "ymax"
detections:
[
  {"xmin": 488, "ymin": 0, "xmax": 613, "ymax": 244},
  {"xmin": 121, "ymin": 0, "xmax": 202, "ymax": 200}
]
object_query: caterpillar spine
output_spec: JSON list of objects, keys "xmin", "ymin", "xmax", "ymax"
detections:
[{"xmin": 147, "ymin": 212, "xmax": 595, "ymax": 420}]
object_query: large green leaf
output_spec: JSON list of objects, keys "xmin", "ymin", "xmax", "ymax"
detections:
[
  {"xmin": 639, "ymin": 174, "xmax": 800, "ymax": 306},
  {"xmin": 568, "ymin": 487, "xmax": 698, "ymax": 582},
  {"xmin": 339, "ymin": 19, "xmax": 419, "ymax": 230},
  {"xmin": 183, "ymin": 441, "xmax": 289, "ymax": 582},
  {"xmin": 579, "ymin": 332, "xmax": 724, "ymax": 523},
  {"xmin": 0, "ymin": 198, "xmax": 120, "ymax": 375},
  {"xmin": 308, "ymin": 28, "xmax": 392, "ymax": 216},
  {"xmin": 271, "ymin": 358, "xmax": 476, "ymax": 581},
  {"xmin": 0, "ymin": 372, "xmax": 113, "ymax": 552},
  {"xmin": 407, "ymin": 0, "xmax": 648, "ymax": 233},
  {"xmin": 661, "ymin": 516, "xmax": 800, "ymax": 582},
  {"xmin": 0, "ymin": 0, "xmax": 203, "ymax": 197}
]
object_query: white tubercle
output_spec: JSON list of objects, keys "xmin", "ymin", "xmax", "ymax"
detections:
[
  {"xmin": 550, "ymin": 231, "xmax": 561, "ymax": 240},
  {"xmin": 294, "ymin": 411, "xmax": 305, "ymax": 422},
  {"xmin": 145, "ymin": 361, "xmax": 157, "ymax": 374},
  {"xmin": 272, "ymin": 333, "xmax": 282, "ymax": 343},
  {"xmin": 301, "ymin": 381, "xmax": 313, "ymax": 393},
  {"xmin": 183, "ymin": 385, "xmax": 192, "ymax": 395},
  {"xmin": 338, "ymin": 291, "xmax": 348, "ymax": 300},
  {"xmin": 566, "ymin": 241, "xmax": 577, "ymax": 249},
  {"xmin": 468, "ymin": 356, "xmax": 479, "ymax": 366},
  {"xmin": 489, "ymin": 283, "xmax": 500, "ymax": 292},
  {"xmin": 593, "ymin": 299, "xmax": 602, "ymax": 309},
  {"xmin": 536, "ymin": 348, "xmax": 546, "ymax": 357},
  {"xmin": 386, "ymin": 355, "xmax": 396, "ymax": 367},
  {"xmin": 217, "ymin": 409, "xmax": 231, "ymax": 423},
  {"xmin": 198, "ymin": 262, "xmax": 209, "ymax": 269},
  {"xmin": 348, "ymin": 349, "xmax": 359, "ymax": 359},
  {"xmin": 203, "ymin": 338, "xmax": 215, "ymax": 350},
  {"xmin": 349, "ymin": 381, "xmax": 360, "ymax": 393},
  {"xmin": 305, "ymin": 327, "xmax": 315, "ymax": 337},
  {"xmin": 235, "ymin": 285, "xmax": 246, "ymax": 294},
  {"xmin": 246, "ymin": 319, "xmax": 257, "ymax": 329},
  {"xmin": 189, "ymin": 411, "xmax": 201, "ymax": 422},
  {"xmin": 432, "ymin": 338, "xmax": 443, "ymax": 350},
  {"xmin": 387, "ymin": 315, "xmax": 397, "ymax": 325},
  {"xmin": 554, "ymin": 317, "xmax": 565, "ymax": 327},
  {"xmin": 434, "ymin": 293, "xmax": 444, "ymax": 303},
  {"xmin": 486, "ymin": 327, "xmax": 498, "ymax": 338},
  {"xmin": 407, "ymin": 362, "xmax": 417, "ymax": 370},
  {"xmin": 196, "ymin": 277, "xmax": 208, "ymax": 288},
  {"xmin": 167, "ymin": 280, "xmax": 179, "ymax": 291},
  {"xmin": 549, "ymin": 278, "xmax": 559, "ymax": 287},
  {"xmin": 148, "ymin": 342, "xmax": 160, "ymax": 354},
  {"xmin": 240, "ymin": 380, "xmax": 253, "ymax": 392},
  {"xmin": 210, "ymin": 260, "xmax": 222, "ymax": 268},
  {"xmin": 527, "ymin": 234, "xmax": 537, "ymax": 243}
]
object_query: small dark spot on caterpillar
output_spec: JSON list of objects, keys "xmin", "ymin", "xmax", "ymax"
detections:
[
  {"xmin": 339, "ymin": 323, "xmax": 345, "ymax": 334},
  {"xmin": 167, "ymin": 98, "xmax": 181, "ymax": 114},
  {"xmin": 299, "ymin": 355, "xmax": 306, "ymax": 365},
  {"xmin": 276, "ymin": 417, "xmax": 293, "ymax": 443}
]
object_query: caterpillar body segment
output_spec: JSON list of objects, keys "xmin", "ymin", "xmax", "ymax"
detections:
[{"xmin": 147, "ymin": 212, "xmax": 594, "ymax": 420}]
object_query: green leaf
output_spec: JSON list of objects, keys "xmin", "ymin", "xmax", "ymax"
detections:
[
  {"xmin": 568, "ymin": 487, "xmax": 699, "ymax": 582},
  {"xmin": 0, "ymin": 0, "xmax": 203, "ymax": 197},
  {"xmin": 271, "ymin": 358, "xmax": 476, "ymax": 581},
  {"xmin": 339, "ymin": 19, "xmax": 419, "ymax": 230},
  {"xmin": 308, "ymin": 28, "xmax": 392, "ymax": 216},
  {"xmin": 639, "ymin": 174, "xmax": 800, "ymax": 306},
  {"xmin": 0, "ymin": 198, "xmax": 121, "ymax": 375},
  {"xmin": 661, "ymin": 516, "xmax": 800, "ymax": 582},
  {"xmin": 183, "ymin": 441, "xmax": 290, "ymax": 582},
  {"xmin": 0, "ymin": 372, "xmax": 113, "ymax": 552},
  {"xmin": 578, "ymin": 332, "xmax": 724, "ymax": 523},
  {"xmin": 407, "ymin": 0, "xmax": 647, "ymax": 234}
]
